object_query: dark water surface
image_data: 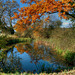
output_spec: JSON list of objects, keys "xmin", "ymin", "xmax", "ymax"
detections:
[{"xmin": 1, "ymin": 41, "xmax": 66, "ymax": 73}]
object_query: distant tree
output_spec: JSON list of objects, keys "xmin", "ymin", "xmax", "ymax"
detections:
[
  {"xmin": 0, "ymin": 19, "xmax": 7, "ymax": 33},
  {"xmin": 54, "ymin": 20, "xmax": 62, "ymax": 28},
  {"xmin": 0, "ymin": 0, "xmax": 19, "ymax": 34},
  {"xmin": 4, "ymin": 0, "xmax": 19, "ymax": 28}
]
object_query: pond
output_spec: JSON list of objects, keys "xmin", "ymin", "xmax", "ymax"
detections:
[{"xmin": 0, "ymin": 40, "xmax": 67, "ymax": 74}]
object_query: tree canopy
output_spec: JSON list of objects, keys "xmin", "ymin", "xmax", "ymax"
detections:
[
  {"xmin": 11, "ymin": 0, "xmax": 75, "ymax": 32},
  {"xmin": 0, "ymin": 0, "xmax": 19, "ymax": 27},
  {"xmin": 0, "ymin": 0, "xmax": 19, "ymax": 34}
]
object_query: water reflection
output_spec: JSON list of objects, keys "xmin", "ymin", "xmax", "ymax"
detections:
[
  {"xmin": 1, "ymin": 41, "xmax": 66, "ymax": 73},
  {"xmin": 15, "ymin": 41, "xmax": 52, "ymax": 62},
  {"xmin": 0, "ymin": 47, "xmax": 22, "ymax": 73}
]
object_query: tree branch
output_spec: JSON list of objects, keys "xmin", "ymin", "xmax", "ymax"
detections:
[{"xmin": 65, "ymin": 12, "xmax": 75, "ymax": 19}]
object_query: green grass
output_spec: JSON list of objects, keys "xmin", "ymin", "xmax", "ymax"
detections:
[
  {"xmin": 0, "ymin": 35, "xmax": 33, "ymax": 49},
  {"xmin": 0, "ymin": 36, "xmax": 7, "ymax": 48}
]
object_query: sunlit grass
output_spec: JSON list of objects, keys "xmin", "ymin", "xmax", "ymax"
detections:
[{"xmin": 0, "ymin": 70, "xmax": 75, "ymax": 75}]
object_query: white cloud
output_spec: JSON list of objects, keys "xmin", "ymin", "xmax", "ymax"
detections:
[
  {"xmin": 61, "ymin": 22, "xmax": 70, "ymax": 28},
  {"xmin": 62, "ymin": 22, "xmax": 69, "ymax": 25}
]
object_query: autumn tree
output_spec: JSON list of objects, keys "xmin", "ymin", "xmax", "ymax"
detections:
[{"xmin": 11, "ymin": 0, "xmax": 75, "ymax": 32}]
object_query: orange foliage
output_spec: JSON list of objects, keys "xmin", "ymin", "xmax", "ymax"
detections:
[
  {"xmin": 15, "ymin": 44, "xmax": 29, "ymax": 54},
  {"xmin": 44, "ymin": 16, "xmax": 49, "ymax": 21},
  {"xmin": 11, "ymin": 0, "xmax": 75, "ymax": 32},
  {"xmin": 31, "ymin": 26, "xmax": 34, "ymax": 28}
]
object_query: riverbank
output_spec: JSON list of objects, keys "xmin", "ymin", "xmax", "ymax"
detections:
[
  {"xmin": 0, "ymin": 34, "xmax": 75, "ymax": 74},
  {"xmin": 0, "ymin": 35, "xmax": 33, "ymax": 50},
  {"xmin": 34, "ymin": 38, "xmax": 75, "ymax": 66},
  {"xmin": 0, "ymin": 36, "xmax": 33, "ymax": 67},
  {"xmin": 0, "ymin": 70, "xmax": 75, "ymax": 75},
  {"xmin": 32, "ymin": 28, "xmax": 75, "ymax": 66},
  {"xmin": 0, "ymin": 38, "xmax": 32, "ymax": 52}
]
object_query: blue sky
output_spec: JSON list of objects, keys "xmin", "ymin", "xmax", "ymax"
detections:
[
  {"xmin": 12, "ymin": 0, "xmax": 72, "ymax": 28},
  {"xmin": 16, "ymin": 0, "xmax": 28, "ymax": 7}
]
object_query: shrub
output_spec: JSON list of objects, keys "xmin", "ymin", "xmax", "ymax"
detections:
[
  {"xmin": 0, "ymin": 36, "xmax": 7, "ymax": 49},
  {"xmin": 64, "ymin": 51, "xmax": 75, "ymax": 66}
]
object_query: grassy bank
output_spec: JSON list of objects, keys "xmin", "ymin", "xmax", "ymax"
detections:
[
  {"xmin": 47, "ymin": 37, "xmax": 75, "ymax": 66},
  {"xmin": 0, "ymin": 70, "xmax": 75, "ymax": 75},
  {"xmin": 0, "ymin": 35, "xmax": 33, "ymax": 49},
  {"xmin": 32, "ymin": 28, "xmax": 75, "ymax": 66},
  {"xmin": 35, "ymin": 38, "xmax": 75, "ymax": 66}
]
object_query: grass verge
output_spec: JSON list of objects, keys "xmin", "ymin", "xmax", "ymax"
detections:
[
  {"xmin": 35, "ymin": 38, "xmax": 75, "ymax": 66},
  {"xmin": 0, "ymin": 70, "xmax": 75, "ymax": 75}
]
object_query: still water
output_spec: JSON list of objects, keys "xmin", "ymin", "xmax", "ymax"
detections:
[{"xmin": 0, "ymin": 40, "xmax": 66, "ymax": 73}]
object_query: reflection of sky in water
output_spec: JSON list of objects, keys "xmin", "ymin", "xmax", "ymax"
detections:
[{"xmin": 5, "ymin": 42, "xmax": 66, "ymax": 73}]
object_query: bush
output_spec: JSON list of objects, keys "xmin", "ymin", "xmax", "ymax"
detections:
[
  {"xmin": 0, "ymin": 36, "xmax": 7, "ymax": 49},
  {"xmin": 64, "ymin": 51, "xmax": 75, "ymax": 66}
]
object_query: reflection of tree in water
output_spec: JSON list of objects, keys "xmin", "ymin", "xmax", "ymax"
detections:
[
  {"xmin": 0, "ymin": 47, "xmax": 22, "ymax": 73},
  {"xmin": 15, "ymin": 41, "xmax": 52, "ymax": 64}
]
